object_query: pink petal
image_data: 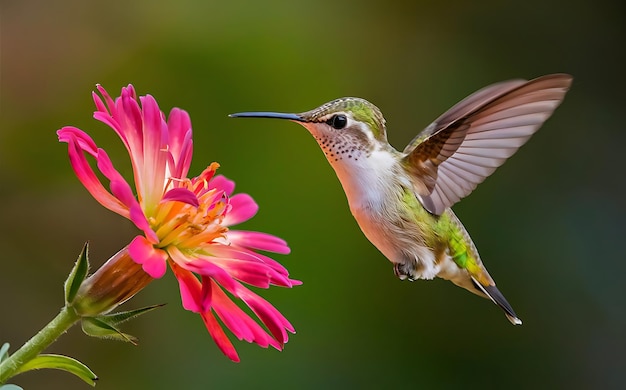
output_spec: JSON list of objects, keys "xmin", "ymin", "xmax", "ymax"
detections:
[
  {"xmin": 169, "ymin": 262, "xmax": 202, "ymax": 312},
  {"xmin": 96, "ymin": 149, "xmax": 138, "ymax": 209},
  {"xmin": 201, "ymin": 310, "xmax": 240, "ymax": 362},
  {"xmin": 92, "ymin": 87, "xmax": 109, "ymax": 114},
  {"xmin": 95, "ymin": 84, "xmax": 116, "ymax": 114},
  {"xmin": 209, "ymin": 280, "xmax": 280, "ymax": 349},
  {"xmin": 118, "ymin": 87, "xmax": 143, "ymax": 143},
  {"xmin": 204, "ymin": 245, "xmax": 298, "ymax": 287},
  {"xmin": 205, "ymin": 245, "xmax": 266, "ymax": 263},
  {"xmin": 205, "ymin": 279, "xmax": 253, "ymax": 341},
  {"xmin": 204, "ymin": 257, "xmax": 282, "ymax": 289},
  {"xmin": 93, "ymin": 85, "xmax": 126, "ymax": 146},
  {"xmin": 187, "ymin": 260, "xmax": 240, "ymax": 295},
  {"xmin": 138, "ymin": 94, "xmax": 168, "ymax": 207},
  {"xmin": 128, "ymin": 236, "xmax": 168, "ymax": 278},
  {"xmin": 167, "ymin": 108, "xmax": 193, "ymax": 179},
  {"xmin": 228, "ymin": 230, "xmax": 291, "ymax": 254},
  {"xmin": 222, "ymin": 193, "xmax": 258, "ymax": 226},
  {"xmin": 167, "ymin": 246, "xmax": 239, "ymax": 295},
  {"xmin": 167, "ymin": 108, "xmax": 191, "ymax": 156},
  {"xmin": 162, "ymin": 187, "xmax": 199, "ymax": 207},
  {"xmin": 125, "ymin": 84, "xmax": 137, "ymax": 100},
  {"xmin": 57, "ymin": 127, "xmax": 98, "ymax": 156},
  {"xmin": 59, "ymin": 130, "xmax": 129, "ymax": 218},
  {"xmin": 239, "ymin": 289, "xmax": 295, "ymax": 345},
  {"xmin": 113, "ymin": 88, "xmax": 144, "ymax": 179},
  {"xmin": 210, "ymin": 175, "xmax": 235, "ymax": 196}
]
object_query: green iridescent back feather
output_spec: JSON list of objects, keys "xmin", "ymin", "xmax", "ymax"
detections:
[
  {"xmin": 436, "ymin": 211, "xmax": 492, "ymax": 285},
  {"xmin": 400, "ymin": 187, "xmax": 489, "ymax": 285}
]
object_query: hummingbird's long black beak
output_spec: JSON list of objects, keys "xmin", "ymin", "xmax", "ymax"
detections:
[{"xmin": 229, "ymin": 112, "xmax": 305, "ymax": 122}]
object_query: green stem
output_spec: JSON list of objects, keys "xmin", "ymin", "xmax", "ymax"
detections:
[{"xmin": 0, "ymin": 306, "xmax": 80, "ymax": 384}]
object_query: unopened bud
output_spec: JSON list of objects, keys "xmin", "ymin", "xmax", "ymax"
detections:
[{"xmin": 73, "ymin": 246, "xmax": 153, "ymax": 316}]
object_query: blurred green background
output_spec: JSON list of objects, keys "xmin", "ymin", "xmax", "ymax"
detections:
[{"xmin": 1, "ymin": 0, "xmax": 625, "ymax": 388}]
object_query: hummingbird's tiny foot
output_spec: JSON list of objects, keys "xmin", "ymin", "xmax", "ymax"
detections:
[
  {"xmin": 393, "ymin": 263, "xmax": 407, "ymax": 280},
  {"xmin": 393, "ymin": 263, "xmax": 415, "ymax": 281}
]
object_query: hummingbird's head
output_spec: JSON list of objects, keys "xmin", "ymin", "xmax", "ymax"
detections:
[{"xmin": 231, "ymin": 97, "xmax": 389, "ymax": 165}]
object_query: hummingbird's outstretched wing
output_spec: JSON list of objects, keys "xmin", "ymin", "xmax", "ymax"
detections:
[{"xmin": 402, "ymin": 74, "xmax": 572, "ymax": 215}]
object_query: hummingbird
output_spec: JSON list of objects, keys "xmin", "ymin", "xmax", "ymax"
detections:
[{"xmin": 230, "ymin": 74, "xmax": 572, "ymax": 325}]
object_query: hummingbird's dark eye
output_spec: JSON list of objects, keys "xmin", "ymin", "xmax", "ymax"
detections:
[{"xmin": 327, "ymin": 114, "xmax": 348, "ymax": 130}]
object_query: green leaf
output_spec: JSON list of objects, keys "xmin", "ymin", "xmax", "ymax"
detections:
[
  {"xmin": 14, "ymin": 354, "xmax": 97, "ymax": 386},
  {"xmin": 0, "ymin": 384, "xmax": 24, "ymax": 390},
  {"xmin": 0, "ymin": 343, "xmax": 9, "ymax": 363},
  {"xmin": 81, "ymin": 317, "xmax": 138, "ymax": 345},
  {"xmin": 64, "ymin": 242, "xmax": 90, "ymax": 304}
]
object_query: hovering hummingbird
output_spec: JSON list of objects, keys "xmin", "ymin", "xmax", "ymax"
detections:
[{"xmin": 231, "ymin": 74, "xmax": 572, "ymax": 324}]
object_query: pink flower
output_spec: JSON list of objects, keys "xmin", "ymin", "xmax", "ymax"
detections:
[{"xmin": 57, "ymin": 84, "xmax": 300, "ymax": 362}]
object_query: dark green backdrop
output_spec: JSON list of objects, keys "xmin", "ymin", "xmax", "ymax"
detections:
[{"xmin": 2, "ymin": 0, "xmax": 624, "ymax": 388}]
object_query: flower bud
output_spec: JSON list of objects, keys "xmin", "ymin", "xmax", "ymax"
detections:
[{"xmin": 72, "ymin": 246, "xmax": 153, "ymax": 316}]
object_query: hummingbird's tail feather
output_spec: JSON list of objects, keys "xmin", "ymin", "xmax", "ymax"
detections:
[{"xmin": 471, "ymin": 277, "xmax": 522, "ymax": 325}]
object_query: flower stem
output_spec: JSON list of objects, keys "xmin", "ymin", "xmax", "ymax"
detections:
[{"xmin": 0, "ymin": 306, "xmax": 80, "ymax": 383}]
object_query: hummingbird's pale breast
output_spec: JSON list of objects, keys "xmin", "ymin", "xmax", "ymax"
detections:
[{"xmin": 301, "ymin": 118, "xmax": 441, "ymax": 280}]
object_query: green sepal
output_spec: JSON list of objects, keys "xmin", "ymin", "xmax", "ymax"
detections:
[
  {"xmin": 81, "ymin": 304, "xmax": 164, "ymax": 345},
  {"xmin": 81, "ymin": 317, "xmax": 138, "ymax": 344},
  {"xmin": 64, "ymin": 242, "xmax": 90, "ymax": 304},
  {"xmin": 0, "ymin": 384, "xmax": 24, "ymax": 390},
  {"xmin": 13, "ymin": 354, "xmax": 97, "ymax": 386},
  {"xmin": 97, "ymin": 304, "xmax": 165, "ymax": 326},
  {"xmin": 0, "ymin": 343, "xmax": 9, "ymax": 363}
]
